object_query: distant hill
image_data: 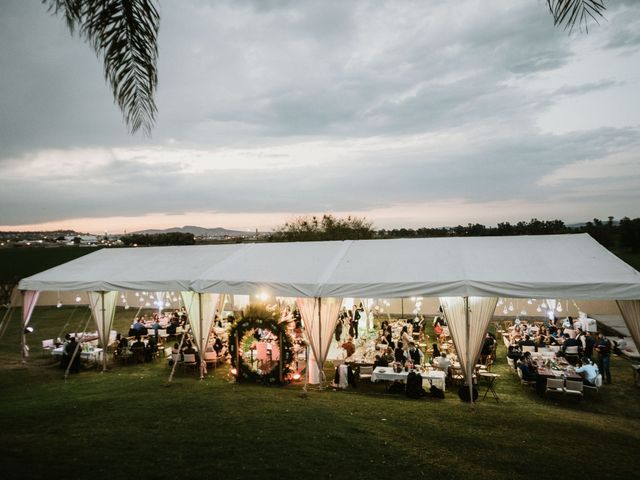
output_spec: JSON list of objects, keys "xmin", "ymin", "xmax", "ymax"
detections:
[{"xmin": 131, "ymin": 226, "xmax": 257, "ymax": 237}]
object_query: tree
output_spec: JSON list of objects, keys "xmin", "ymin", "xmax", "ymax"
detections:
[
  {"xmin": 546, "ymin": 0, "xmax": 606, "ymax": 32},
  {"xmin": 45, "ymin": 0, "xmax": 606, "ymax": 136},
  {"xmin": 270, "ymin": 214, "xmax": 375, "ymax": 242},
  {"xmin": 45, "ymin": 0, "xmax": 159, "ymax": 135}
]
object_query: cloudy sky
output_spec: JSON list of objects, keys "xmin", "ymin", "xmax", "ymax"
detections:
[{"xmin": 1, "ymin": 0, "xmax": 639, "ymax": 233}]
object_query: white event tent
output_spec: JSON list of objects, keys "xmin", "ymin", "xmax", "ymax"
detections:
[{"xmin": 18, "ymin": 234, "xmax": 640, "ymax": 396}]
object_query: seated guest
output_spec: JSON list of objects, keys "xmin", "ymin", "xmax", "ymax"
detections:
[
  {"xmin": 373, "ymin": 354, "xmax": 388, "ymax": 369},
  {"xmin": 166, "ymin": 316, "xmax": 179, "ymax": 335},
  {"xmin": 132, "ymin": 316, "xmax": 146, "ymax": 333},
  {"xmin": 431, "ymin": 343, "xmax": 441, "ymax": 359},
  {"xmin": 613, "ymin": 335, "xmax": 628, "ymax": 356},
  {"xmin": 341, "ymin": 337, "xmax": 356, "ymax": 358},
  {"xmin": 575, "ymin": 357, "xmax": 599, "ymax": 386},
  {"xmin": 517, "ymin": 352, "xmax": 538, "ymax": 381},
  {"xmin": 518, "ymin": 335, "xmax": 537, "ymax": 349},
  {"xmin": 507, "ymin": 345, "xmax": 522, "ymax": 369},
  {"xmin": 212, "ymin": 336, "xmax": 223, "ymax": 355},
  {"xmin": 145, "ymin": 335, "xmax": 158, "ymax": 362},
  {"xmin": 64, "ymin": 336, "xmax": 81, "ymax": 373},
  {"xmin": 130, "ymin": 335, "xmax": 145, "ymax": 362},
  {"xmin": 116, "ymin": 335, "xmax": 129, "ymax": 356},
  {"xmin": 384, "ymin": 326, "xmax": 394, "ymax": 349},
  {"xmin": 400, "ymin": 326, "xmax": 412, "ymax": 349},
  {"xmin": 480, "ymin": 333, "xmax": 496, "ymax": 362},
  {"xmin": 405, "ymin": 342, "xmax": 423, "ymax": 365},
  {"xmin": 561, "ymin": 333, "xmax": 582, "ymax": 355},
  {"xmin": 382, "ymin": 347, "xmax": 395, "ymax": 364},
  {"xmin": 394, "ymin": 342, "xmax": 405, "ymax": 364},
  {"xmin": 433, "ymin": 352, "xmax": 451, "ymax": 373}
]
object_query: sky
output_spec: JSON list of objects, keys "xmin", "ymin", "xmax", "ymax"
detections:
[{"xmin": 1, "ymin": 0, "xmax": 639, "ymax": 233}]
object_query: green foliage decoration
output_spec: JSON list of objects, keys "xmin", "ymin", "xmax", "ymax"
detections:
[{"xmin": 228, "ymin": 305, "xmax": 294, "ymax": 385}]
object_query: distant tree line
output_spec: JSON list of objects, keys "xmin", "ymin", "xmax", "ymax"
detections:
[
  {"xmin": 120, "ymin": 232, "xmax": 195, "ymax": 246},
  {"xmin": 269, "ymin": 215, "xmax": 375, "ymax": 242},
  {"xmin": 269, "ymin": 215, "xmax": 640, "ymax": 252}
]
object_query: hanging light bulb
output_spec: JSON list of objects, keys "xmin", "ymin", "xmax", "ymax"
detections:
[
  {"xmin": 75, "ymin": 296, "xmax": 81, "ymax": 303},
  {"xmin": 124, "ymin": 304, "xmax": 130, "ymax": 310},
  {"xmin": 540, "ymin": 302, "xmax": 547, "ymax": 309},
  {"xmin": 139, "ymin": 297, "xmax": 145, "ymax": 303},
  {"xmin": 520, "ymin": 310, "xmax": 527, "ymax": 316},
  {"xmin": 527, "ymin": 299, "xmax": 533, "ymax": 305},
  {"xmin": 502, "ymin": 307, "xmax": 508, "ymax": 315},
  {"xmin": 145, "ymin": 302, "xmax": 151, "ymax": 307},
  {"xmin": 57, "ymin": 301, "xmax": 63, "ymax": 308},
  {"xmin": 135, "ymin": 292, "xmax": 139, "ymax": 297},
  {"xmin": 508, "ymin": 303, "xmax": 514, "ymax": 312},
  {"xmin": 536, "ymin": 306, "xmax": 542, "ymax": 312},
  {"xmin": 557, "ymin": 304, "xmax": 563, "ymax": 312},
  {"xmin": 497, "ymin": 298, "xmax": 503, "ymax": 306},
  {"xmin": 165, "ymin": 301, "xmax": 171, "ymax": 307}
]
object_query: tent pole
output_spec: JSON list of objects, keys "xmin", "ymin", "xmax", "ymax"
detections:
[
  {"xmin": 317, "ymin": 297, "xmax": 323, "ymax": 390},
  {"xmin": 101, "ymin": 291, "xmax": 107, "ymax": 372},
  {"xmin": 198, "ymin": 293, "xmax": 205, "ymax": 379},
  {"xmin": 465, "ymin": 296, "xmax": 474, "ymax": 407},
  {"xmin": 20, "ymin": 290, "xmax": 26, "ymax": 364}
]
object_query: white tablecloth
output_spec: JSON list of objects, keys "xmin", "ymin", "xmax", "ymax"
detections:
[
  {"xmin": 52, "ymin": 347, "xmax": 103, "ymax": 362},
  {"xmin": 371, "ymin": 367, "xmax": 446, "ymax": 391}
]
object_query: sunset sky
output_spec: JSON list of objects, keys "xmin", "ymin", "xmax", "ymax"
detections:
[{"xmin": 1, "ymin": 0, "xmax": 639, "ymax": 233}]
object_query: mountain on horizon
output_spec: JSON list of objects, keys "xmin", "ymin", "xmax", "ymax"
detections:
[{"xmin": 131, "ymin": 225, "xmax": 258, "ymax": 237}]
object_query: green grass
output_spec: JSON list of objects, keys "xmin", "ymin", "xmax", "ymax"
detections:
[
  {"xmin": 0, "ymin": 308, "xmax": 639, "ymax": 479},
  {"xmin": 0, "ymin": 247, "xmax": 102, "ymax": 281},
  {"xmin": 614, "ymin": 251, "xmax": 640, "ymax": 271}
]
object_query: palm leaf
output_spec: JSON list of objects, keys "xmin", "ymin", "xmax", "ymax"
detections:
[
  {"xmin": 45, "ymin": 0, "xmax": 159, "ymax": 135},
  {"xmin": 546, "ymin": 0, "xmax": 606, "ymax": 33}
]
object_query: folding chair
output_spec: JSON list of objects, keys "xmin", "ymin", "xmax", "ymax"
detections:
[
  {"xmin": 564, "ymin": 379, "xmax": 584, "ymax": 399},
  {"xmin": 182, "ymin": 353, "xmax": 198, "ymax": 373},
  {"xmin": 545, "ymin": 377, "xmax": 565, "ymax": 396}
]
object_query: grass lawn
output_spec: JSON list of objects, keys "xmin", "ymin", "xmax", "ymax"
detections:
[{"xmin": 1, "ymin": 306, "xmax": 639, "ymax": 480}]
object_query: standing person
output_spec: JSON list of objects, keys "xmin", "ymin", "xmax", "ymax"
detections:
[
  {"xmin": 595, "ymin": 332, "xmax": 612, "ymax": 384},
  {"xmin": 346, "ymin": 309, "xmax": 355, "ymax": 338},
  {"xmin": 584, "ymin": 331, "xmax": 595, "ymax": 361},
  {"xmin": 352, "ymin": 304, "xmax": 361, "ymax": 339},
  {"xmin": 334, "ymin": 315, "xmax": 343, "ymax": 343}
]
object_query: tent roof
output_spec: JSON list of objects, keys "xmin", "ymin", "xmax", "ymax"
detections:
[{"xmin": 18, "ymin": 234, "xmax": 640, "ymax": 300}]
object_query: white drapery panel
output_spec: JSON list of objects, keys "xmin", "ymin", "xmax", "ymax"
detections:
[
  {"xmin": 88, "ymin": 291, "xmax": 118, "ymax": 372},
  {"xmin": 181, "ymin": 291, "xmax": 221, "ymax": 377},
  {"xmin": 616, "ymin": 300, "xmax": 640, "ymax": 356},
  {"xmin": 21, "ymin": 290, "xmax": 40, "ymax": 359},
  {"xmin": 440, "ymin": 296, "xmax": 498, "ymax": 386},
  {"xmin": 155, "ymin": 291, "xmax": 165, "ymax": 310},
  {"xmin": 296, "ymin": 297, "xmax": 342, "ymax": 384},
  {"xmin": 545, "ymin": 299, "xmax": 557, "ymax": 320}
]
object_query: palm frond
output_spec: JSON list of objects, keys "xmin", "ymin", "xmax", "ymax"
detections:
[
  {"xmin": 45, "ymin": 0, "xmax": 159, "ymax": 135},
  {"xmin": 546, "ymin": 0, "xmax": 606, "ymax": 33}
]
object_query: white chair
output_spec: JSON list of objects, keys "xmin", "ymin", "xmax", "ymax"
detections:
[
  {"xmin": 182, "ymin": 353, "xmax": 198, "ymax": 373},
  {"xmin": 204, "ymin": 351, "xmax": 217, "ymax": 366},
  {"xmin": 545, "ymin": 377, "xmax": 565, "ymax": 396},
  {"xmin": 537, "ymin": 347, "xmax": 550, "ymax": 354},
  {"xmin": 564, "ymin": 345, "xmax": 580, "ymax": 365},
  {"xmin": 564, "ymin": 380, "xmax": 584, "ymax": 399},
  {"xmin": 548, "ymin": 345, "xmax": 561, "ymax": 353},
  {"xmin": 158, "ymin": 329, "xmax": 167, "ymax": 338},
  {"xmin": 584, "ymin": 374, "xmax": 603, "ymax": 392},
  {"xmin": 516, "ymin": 366, "xmax": 536, "ymax": 387},
  {"xmin": 522, "ymin": 345, "xmax": 536, "ymax": 353},
  {"xmin": 358, "ymin": 365, "xmax": 373, "ymax": 382}
]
